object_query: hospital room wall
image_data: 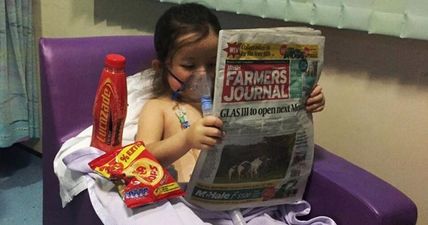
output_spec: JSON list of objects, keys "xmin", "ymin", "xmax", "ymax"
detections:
[{"xmin": 34, "ymin": 0, "xmax": 428, "ymax": 224}]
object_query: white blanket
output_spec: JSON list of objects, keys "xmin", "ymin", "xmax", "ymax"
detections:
[
  {"xmin": 54, "ymin": 69, "xmax": 155, "ymax": 206},
  {"xmin": 54, "ymin": 70, "xmax": 336, "ymax": 225}
]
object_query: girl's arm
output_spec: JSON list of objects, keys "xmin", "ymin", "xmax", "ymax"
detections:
[
  {"xmin": 135, "ymin": 99, "xmax": 223, "ymax": 166},
  {"xmin": 135, "ymin": 99, "xmax": 187, "ymax": 166}
]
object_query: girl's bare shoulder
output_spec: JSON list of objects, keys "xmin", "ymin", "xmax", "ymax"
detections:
[{"xmin": 143, "ymin": 96, "xmax": 176, "ymax": 111}]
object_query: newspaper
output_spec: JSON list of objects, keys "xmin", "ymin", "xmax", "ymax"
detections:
[{"xmin": 185, "ymin": 27, "xmax": 325, "ymax": 211}]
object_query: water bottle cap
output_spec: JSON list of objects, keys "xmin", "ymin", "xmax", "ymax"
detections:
[{"xmin": 105, "ymin": 54, "xmax": 126, "ymax": 69}]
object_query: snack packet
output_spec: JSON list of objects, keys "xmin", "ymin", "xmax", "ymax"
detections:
[{"xmin": 89, "ymin": 141, "xmax": 185, "ymax": 208}]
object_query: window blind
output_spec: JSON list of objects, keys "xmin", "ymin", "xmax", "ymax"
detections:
[{"xmin": 159, "ymin": 0, "xmax": 428, "ymax": 41}]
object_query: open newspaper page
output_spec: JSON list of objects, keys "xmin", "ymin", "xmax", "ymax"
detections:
[{"xmin": 186, "ymin": 27, "xmax": 325, "ymax": 211}]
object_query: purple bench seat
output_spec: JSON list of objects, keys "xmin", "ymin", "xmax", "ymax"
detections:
[{"xmin": 39, "ymin": 35, "xmax": 417, "ymax": 225}]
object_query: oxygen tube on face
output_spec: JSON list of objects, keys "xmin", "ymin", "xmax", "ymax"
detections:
[
  {"xmin": 168, "ymin": 69, "xmax": 186, "ymax": 100},
  {"xmin": 183, "ymin": 70, "xmax": 213, "ymax": 116},
  {"xmin": 168, "ymin": 69, "xmax": 213, "ymax": 116}
]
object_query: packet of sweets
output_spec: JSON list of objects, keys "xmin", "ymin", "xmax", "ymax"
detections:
[{"xmin": 89, "ymin": 141, "xmax": 185, "ymax": 208}]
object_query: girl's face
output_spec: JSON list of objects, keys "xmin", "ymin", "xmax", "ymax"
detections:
[{"xmin": 166, "ymin": 30, "xmax": 218, "ymax": 102}]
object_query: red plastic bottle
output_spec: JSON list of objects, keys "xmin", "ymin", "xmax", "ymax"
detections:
[{"xmin": 90, "ymin": 54, "xmax": 128, "ymax": 152}]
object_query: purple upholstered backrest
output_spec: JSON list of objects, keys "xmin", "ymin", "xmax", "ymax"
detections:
[
  {"xmin": 40, "ymin": 35, "xmax": 155, "ymax": 148},
  {"xmin": 39, "ymin": 35, "xmax": 417, "ymax": 225},
  {"xmin": 40, "ymin": 35, "xmax": 156, "ymax": 225}
]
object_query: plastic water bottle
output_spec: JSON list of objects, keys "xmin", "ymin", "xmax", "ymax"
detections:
[{"xmin": 198, "ymin": 73, "xmax": 213, "ymax": 117}]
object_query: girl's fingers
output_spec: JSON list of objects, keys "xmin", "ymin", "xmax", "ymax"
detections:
[
  {"xmin": 306, "ymin": 85, "xmax": 325, "ymax": 113},
  {"xmin": 306, "ymin": 93, "xmax": 323, "ymax": 105},
  {"xmin": 200, "ymin": 136, "xmax": 221, "ymax": 149},
  {"xmin": 306, "ymin": 99, "xmax": 325, "ymax": 112},
  {"xmin": 204, "ymin": 126, "xmax": 224, "ymax": 138},
  {"xmin": 307, "ymin": 104, "xmax": 324, "ymax": 112},
  {"xmin": 310, "ymin": 85, "xmax": 322, "ymax": 97},
  {"xmin": 203, "ymin": 116, "xmax": 223, "ymax": 128}
]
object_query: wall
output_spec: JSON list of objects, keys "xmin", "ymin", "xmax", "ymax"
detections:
[{"xmin": 34, "ymin": 0, "xmax": 427, "ymax": 224}]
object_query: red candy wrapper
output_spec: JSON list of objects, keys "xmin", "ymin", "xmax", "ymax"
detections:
[{"xmin": 89, "ymin": 141, "xmax": 185, "ymax": 208}]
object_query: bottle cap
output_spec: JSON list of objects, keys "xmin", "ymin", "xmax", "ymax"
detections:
[{"xmin": 105, "ymin": 54, "xmax": 126, "ymax": 69}]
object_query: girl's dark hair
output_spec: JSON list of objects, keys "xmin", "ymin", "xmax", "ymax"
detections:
[{"xmin": 152, "ymin": 3, "xmax": 221, "ymax": 96}]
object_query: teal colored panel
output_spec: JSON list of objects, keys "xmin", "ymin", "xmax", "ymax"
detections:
[
  {"xmin": 369, "ymin": 11, "xmax": 405, "ymax": 37},
  {"xmin": 265, "ymin": 0, "xmax": 289, "ymax": 20},
  {"xmin": 239, "ymin": 0, "xmax": 267, "ymax": 17},
  {"xmin": 406, "ymin": 0, "xmax": 428, "ymax": 15},
  {"xmin": 179, "ymin": 0, "xmax": 213, "ymax": 7},
  {"xmin": 401, "ymin": 13, "xmax": 428, "ymax": 39},
  {"xmin": 214, "ymin": 0, "xmax": 241, "ymax": 12},
  {"xmin": 340, "ymin": 5, "xmax": 373, "ymax": 31},
  {"xmin": 372, "ymin": 0, "xmax": 406, "ymax": 13},
  {"xmin": 370, "ymin": 0, "xmax": 407, "ymax": 37},
  {"xmin": 286, "ymin": 0, "xmax": 313, "ymax": 23},
  {"xmin": 157, "ymin": 0, "xmax": 428, "ymax": 40},
  {"xmin": 312, "ymin": 0, "xmax": 342, "ymax": 27},
  {"xmin": 402, "ymin": 0, "xmax": 428, "ymax": 39},
  {"xmin": 189, "ymin": 0, "xmax": 218, "ymax": 9},
  {"xmin": 159, "ymin": 0, "xmax": 182, "ymax": 3}
]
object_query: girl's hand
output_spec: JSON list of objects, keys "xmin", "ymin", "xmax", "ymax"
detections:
[
  {"xmin": 185, "ymin": 116, "xmax": 224, "ymax": 150},
  {"xmin": 306, "ymin": 84, "xmax": 325, "ymax": 113}
]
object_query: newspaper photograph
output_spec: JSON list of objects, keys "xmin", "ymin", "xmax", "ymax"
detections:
[{"xmin": 185, "ymin": 27, "xmax": 325, "ymax": 211}]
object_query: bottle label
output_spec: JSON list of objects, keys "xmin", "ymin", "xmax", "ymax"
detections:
[
  {"xmin": 91, "ymin": 74, "xmax": 126, "ymax": 152},
  {"xmin": 91, "ymin": 54, "xmax": 128, "ymax": 152},
  {"xmin": 96, "ymin": 79, "xmax": 114, "ymax": 144}
]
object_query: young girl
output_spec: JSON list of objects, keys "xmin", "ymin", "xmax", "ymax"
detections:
[{"xmin": 135, "ymin": 3, "xmax": 325, "ymax": 183}]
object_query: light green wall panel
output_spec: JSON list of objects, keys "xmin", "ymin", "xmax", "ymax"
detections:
[
  {"xmin": 265, "ymin": 0, "xmax": 288, "ymax": 20},
  {"xmin": 159, "ymin": 0, "xmax": 428, "ymax": 41},
  {"xmin": 312, "ymin": 0, "xmax": 342, "ymax": 27},
  {"xmin": 369, "ymin": 11, "xmax": 404, "ymax": 37},
  {"xmin": 340, "ymin": 3, "xmax": 373, "ymax": 31},
  {"xmin": 286, "ymin": 0, "xmax": 313, "ymax": 23}
]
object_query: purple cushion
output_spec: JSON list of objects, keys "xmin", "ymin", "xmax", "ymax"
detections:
[
  {"xmin": 40, "ymin": 35, "xmax": 155, "ymax": 225},
  {"xmin": 306, "ymin": 146, "xmax": 417, "ymax": 225},
  {"xmin": 40, "ymin": 35, "xmax": 417, "ymax": 225}
]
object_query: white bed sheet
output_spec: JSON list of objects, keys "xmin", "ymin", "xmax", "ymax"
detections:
[
  {"xmin": 54, "ymin": 69, "xmax": 336, "ymax": 225},
  {"xmin": 54, "ymin": 69, "xmax": 154, "ymax": 206}
]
